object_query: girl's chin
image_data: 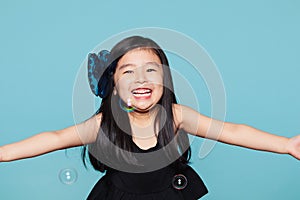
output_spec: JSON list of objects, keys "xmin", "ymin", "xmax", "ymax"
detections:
[
  {"xmin": 132, "ymin": 106, "xmax": 152, "ymax": 113},
  {"xmin": 131, "ymin": 104, "xmax": 157, "ymax": 113}
]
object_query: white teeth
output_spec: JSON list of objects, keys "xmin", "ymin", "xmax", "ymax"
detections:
[
  {"xmin": 133, "ymin": 93, "xmax": 151, "ymax": 97},
  {"xmin": 132, "ymin": 89, "xmax": 151, "ymax": 94}
]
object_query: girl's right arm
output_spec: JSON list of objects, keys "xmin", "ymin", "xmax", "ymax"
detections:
[{"xmin": 0, "ymin": 114, "xmax": 101, "ymax": 162}]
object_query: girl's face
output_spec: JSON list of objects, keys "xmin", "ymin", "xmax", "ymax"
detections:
[{"xmin": 113, "ymin": 48, "xmax": 164, "ymax": 112}]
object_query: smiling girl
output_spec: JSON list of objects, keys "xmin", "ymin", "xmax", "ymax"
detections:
[{"xmin": 1, "ymin": 36, "xmax": 300, "ymax": 200}]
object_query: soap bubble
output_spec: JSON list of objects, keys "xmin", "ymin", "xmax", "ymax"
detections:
[
  {"xmin": 172, "ymin": 174, "xmax": 188, "ymax": 190},
  {"xmin": 58, "ymin": 168, "xmax": 78, "ymax": 185},
  {"xmin": 119, "ymin": 98, "xmax": 134, "ymax": 112}
]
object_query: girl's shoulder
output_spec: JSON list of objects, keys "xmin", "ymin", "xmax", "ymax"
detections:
[
  {"xmin": 172, "ymin": 104, "xmax": 201, "ymax": 130},
  {"xmin": 172, "ymin": 103, "xmax": 198, "ymax": 115},
  {"xmin": 172, "ymin": 103, "xmax": 181, "ymax": 116},
  {"xmin": 172, "ymin": 103, "xmax": 184, "ymax": 129},
  {"xmin": 95, "ymin": 112, "xmax": 102, "ymax": 124}
]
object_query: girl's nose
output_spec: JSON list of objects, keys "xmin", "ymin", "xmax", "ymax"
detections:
[{"xmin": 134, "ymin": 67, "xmax": 147, "ymax": 84}]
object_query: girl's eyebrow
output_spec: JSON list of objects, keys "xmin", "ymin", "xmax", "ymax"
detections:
[
  {"xmin": 118, "ymin": 62, "xmax": 161, "ymax": 70},
  {"xmin": 145, "ymin": 62, "xmax": 161, "ymax": 67},
  {"xmin": 118, "ymin": 63, "xmax": 134, "ymax": 71}
]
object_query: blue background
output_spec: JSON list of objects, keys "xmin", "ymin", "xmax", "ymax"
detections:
[{"xmin": 1, "ymin": 0, "xmax": 299, "ymax": 199}]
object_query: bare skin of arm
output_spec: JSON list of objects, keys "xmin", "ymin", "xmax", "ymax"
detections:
[
  {"xmin": 173, "ymin": 104, "xmax": 300, "ymax": 159},
  {"xmin": 0, "ymin": 114, "xmax": 101, "ymax": 162}
]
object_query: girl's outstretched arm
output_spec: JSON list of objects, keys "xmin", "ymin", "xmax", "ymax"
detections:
[
  {"xmin": 0, "ymin": 114, "xmax": 101, "ymax": 162},
  {"xmin": 174, "ymin": 104, "xmax": 300, "ymax": 160}
]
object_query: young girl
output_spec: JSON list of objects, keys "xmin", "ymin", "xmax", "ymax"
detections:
[{"xmin": 0, "ymin": 36, "xmax": 299, "ymax": 200}]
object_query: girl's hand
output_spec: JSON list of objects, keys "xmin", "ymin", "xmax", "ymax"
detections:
[
  {"xmin": 287, "ymin": 135, "xmax": 300, "ymax": 160},
  {"xmin": 0, "ymin": 146, "xmax": 4, "ymax": 162}
]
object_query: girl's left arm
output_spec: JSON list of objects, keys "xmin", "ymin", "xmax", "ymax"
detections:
[{"xmin": 174, "ymin": 104, "xmax": 300, "ymax": 160}]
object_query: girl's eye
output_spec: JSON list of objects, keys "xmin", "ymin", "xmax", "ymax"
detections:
[
  {"xmin": 146, "ymin": 68, "xmax": 156, "ymax": 72},
  {"xmin": 123, "ymin": 70, "xmax": 134, "ymax": 74}
]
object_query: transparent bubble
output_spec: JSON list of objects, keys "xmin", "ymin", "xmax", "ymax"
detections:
[
  {"xmin": 58, "ymin": 168, "xmax": 78, "ymax": 185},
  {"xmin": 118, "ymin": 98, "xmax": 135, "ymax": 113},
  {"xmin": 172, "ymin": 174, "xmax": 188, "ymax": 190}
]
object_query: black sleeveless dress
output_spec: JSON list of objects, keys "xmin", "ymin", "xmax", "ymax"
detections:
[{"xmin": 87, "ymin": 142, "xmax": 208, "ymax": 200}]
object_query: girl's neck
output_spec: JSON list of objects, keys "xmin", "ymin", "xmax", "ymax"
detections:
[
  {"xmin": 129, "ymin": 108, "xmax": 159, "ymax": 146},
  {"xmin": 128, "ymin": 107, "xmax": 158, "ymax": 128}
]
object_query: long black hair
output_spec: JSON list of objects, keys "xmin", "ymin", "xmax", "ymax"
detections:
[{"xmin": 82, "ymin": 36, "xmax": 191, "ymax": 172}]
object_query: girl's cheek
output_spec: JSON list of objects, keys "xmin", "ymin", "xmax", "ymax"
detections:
[
  {"xmin": 117, "ymin": 82, "xmax": 132, "ymax": 96},
  {"xmin": 149, "ymin": 76, "xmax": 163, "ymax": 85}
]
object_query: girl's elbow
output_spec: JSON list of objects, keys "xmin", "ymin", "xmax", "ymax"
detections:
[
  {"xmin": 221, "ymin": 123, "xmax": 247, "ymax": 142},
  {"xmin": 234, "ymin": 123, "xmax": 249, "ymax": 133}
]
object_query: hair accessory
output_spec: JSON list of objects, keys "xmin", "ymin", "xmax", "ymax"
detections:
[{"xmin": 87, "ymin": 50, "xmax": 111, "ymax": 98}]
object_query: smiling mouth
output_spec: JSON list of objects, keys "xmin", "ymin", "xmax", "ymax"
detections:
[{"xmin": 132, "ymin": 88, "xmax": 152, "ymax": 97}]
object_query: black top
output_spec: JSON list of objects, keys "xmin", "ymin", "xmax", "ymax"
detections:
[{"xmin": 87, "ymin": 141, "xmax": 208, "ymax": 200}]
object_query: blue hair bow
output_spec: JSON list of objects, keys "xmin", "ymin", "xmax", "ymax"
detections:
[{"xmin": 87, "ymin": 50, "xmax": 111, "ymax": 98}]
